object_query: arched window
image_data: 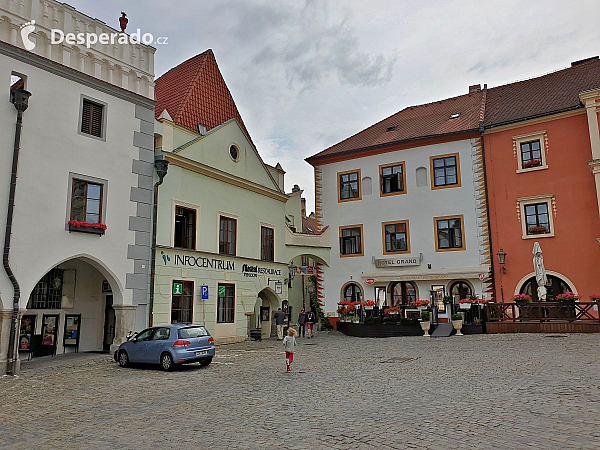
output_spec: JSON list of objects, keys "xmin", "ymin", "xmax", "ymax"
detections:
[
  {"xmin": 391, "ymin": 281, "xmax": 417, "ymax": 306},
  {"xmin": 343, "ymin": 283, "xmax": 363, "ymax": 302},
  {"xmin": 520, "ymin": 275, "xmax": 572, "ymax": 301},
  {"xmin": 450, "ymin": 281, "xmax": 472, "ymax": 301}
]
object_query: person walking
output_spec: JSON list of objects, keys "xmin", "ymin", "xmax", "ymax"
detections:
[
  {"xmin": 297, "ymin": 308, "xmax": 306, "ymax": 338},
  {"xmin": 274, "ymin": 307, "xmax": 286, "ymax": 340},
  {"xmin": 306, "ymin": 309, "xmax": 317, "ymax": 339},
  {"xmin": 282, "ymin": 327, "xmax": 297, "ymax": 372}
]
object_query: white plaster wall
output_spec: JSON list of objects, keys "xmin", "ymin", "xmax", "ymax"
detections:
[
  {"xmin": 319, "ymin": 139, "xmax": 485, "ymax": 313},
  {"xmin": 0, "ymin": 53, "xmax": 139, "ymax": 308}
]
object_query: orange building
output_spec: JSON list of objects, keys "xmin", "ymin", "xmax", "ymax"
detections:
[{"xmin": 483, "ymin": 57, "xmax": 600, "ymax": 303}]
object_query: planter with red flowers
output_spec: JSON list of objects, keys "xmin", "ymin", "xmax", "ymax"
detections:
[
  {"xmin": 458, "ymin": 299, "xmax": 473, "ymax": 310},
  {"xmin": 512, "ymin": 294, "xmax": 532, "ymax": 307},
  {"xmin": 411, "ymin": 300, "xmax": 430, "ymax": 309},
  {"xmin": 528, "ymin": 225, "xmax": 548, "ymax": 235},
  {"xmin": 68, "ymin": 220, "xmax": 107, "ymax": 236},
  {"xmin": 590, "ymin": 294, "xmax": 600, "ymax": 302},
  {"xmin": 361, "ymin": 300, "xmax": 377, "ymax": 310},
  {"xmin": 556, "ymin": 292, "xmax": 580, "ymax": 307},
  {"xmin": 523, "ymin": 159, "xmax": 542, "ymax": 169}
]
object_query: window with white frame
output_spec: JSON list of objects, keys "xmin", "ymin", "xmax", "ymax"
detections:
[
  {"xmin": 514, "ymin": 131, "xmax": 548, "ymax": 172},
  {"xmin": 517, "ymin": 195, "xmax": 555, "ymax": 238}
]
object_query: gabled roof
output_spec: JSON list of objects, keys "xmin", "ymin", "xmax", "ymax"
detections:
[
  {"xmin": 307, "ymin": 91, "xmax": 484, "ymax": 162},
  {"xmin": 484, "ymin": 57, "xmax": 600, "ymax": 127},
  {"xmin": 154, "ymin": 49, "xmax": 250, "ymax": 137}
]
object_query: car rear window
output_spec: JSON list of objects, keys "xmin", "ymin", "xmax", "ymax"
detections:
[{"xmin": 178, "ymin": 326, "xmax": 209, "ymax": 339}]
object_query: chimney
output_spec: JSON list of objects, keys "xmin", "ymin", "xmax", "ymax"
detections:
[
  {"xmin": 301, "ymin": 198, "xmax": 306, "ymax": 217},
  {"xmin": 469, "ymin": 84, "xmax": 481, "ymax": 93}
]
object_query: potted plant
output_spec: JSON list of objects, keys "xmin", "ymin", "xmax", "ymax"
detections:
[
  {"xmin": 362, "ymin": 300, "xmax": 376, "ymax": 310},
  {"xmin": 384, "ymin": 307, "xmax": 400, "ymax": 316},
  {"xmin": 513, "ymin": 294, "xmax": 532, "ymax": 307},
  {"xmin": 458, "ymin": 299, "xmax": 472, "ymax": 310},
  {"xmin": 451, "ymin": 313, "xmax": 463, "ymax": 336},
  {"xmin": 420, "ymin": 311, "xmax": 431, "ymax": 337},
  {"xmin": 442, "ymin": 295, "xmax": 453, "ymax": 305},
  {"xmin": 412, "ymin": 300, "xmax": 430, "ymax": 309},
  {"xmin": 556, "ymin": 292, "xmax": 580, "ymax": 306},
  {"xmin": 590, "ymin": 294, "xmax": 600, "ymax": 302}
]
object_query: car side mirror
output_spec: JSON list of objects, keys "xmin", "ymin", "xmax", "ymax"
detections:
[{"xmin": 131, "ymin": 337, "xmax": 137, "ymax": 343}]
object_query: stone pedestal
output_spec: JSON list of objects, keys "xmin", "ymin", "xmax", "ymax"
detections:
[{"xmin": 110, "ymin": 305, "xmax": 137, "ymax": 354}]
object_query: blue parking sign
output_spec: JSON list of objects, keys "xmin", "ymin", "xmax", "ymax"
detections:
[{"xmin": 201, "ymin": 285, "xmax": 209, "ymax": 300}]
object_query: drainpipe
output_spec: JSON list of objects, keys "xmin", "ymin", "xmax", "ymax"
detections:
[
  {"xmin": 479, "ymin": 124, "xmax": 497, "ymax": 303},
  {"xmin": 148, "ymin": 156, "xmax": 169, "ymax": 327},
  {"xmin": 4, "ymin": 88, "xmax": 31, "ymax": 375}
]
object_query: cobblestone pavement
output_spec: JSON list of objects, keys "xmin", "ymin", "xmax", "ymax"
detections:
[{"xmin": 1, "ymin": 332, "xmax": 600, "ymax": 449}]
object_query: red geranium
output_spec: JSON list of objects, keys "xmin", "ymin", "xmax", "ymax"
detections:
[{"xmin": 68, "ymin": 220, "xmax": 107, "ymax": 230}]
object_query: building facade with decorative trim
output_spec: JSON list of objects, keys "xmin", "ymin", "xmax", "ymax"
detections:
[
  {"xmin": 482, "ymin": 57, "xmax": 600, "ymax": 305},
  {"xmin": 307, "ymin": 88, "xmax": 492, "ymax": 323},
  {"xmin": 152, "ymin": 51, "xmax": 329, "ymax": 343},
  {"xmin": 0, "ymin": 0, "xmax": 155, "ymax": 374}
]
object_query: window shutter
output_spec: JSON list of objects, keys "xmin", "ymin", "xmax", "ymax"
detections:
[
  {"xmin": 90, "ymin": 102, "xmax": 103, "ymax": 137},
  {"xmin": 81, "ymin": 100, "xmax": 103, "ymax": 137}
]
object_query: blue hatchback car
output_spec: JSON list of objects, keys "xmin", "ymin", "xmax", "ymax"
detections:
[{"xmin": 116, "ymin": 324, "xmax": 215, "ymax": 371}]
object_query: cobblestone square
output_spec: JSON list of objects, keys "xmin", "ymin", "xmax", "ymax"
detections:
[{"xmin": 1, "ymin": 332, "xmax": 600, "ymax": 449}]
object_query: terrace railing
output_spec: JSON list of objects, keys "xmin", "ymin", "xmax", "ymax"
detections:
[{"xmin": 486, "ymin": 302, "xmax": 600, "ymax": 323}]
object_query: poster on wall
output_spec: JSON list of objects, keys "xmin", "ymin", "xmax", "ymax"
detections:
[
  {"xmin": 41, "ymin": 315, "xmax": 59, "ymax": 347},
  {"xmin": 63, "ymin": 314, "xmax": 81, "ymax": 347},
  {"xmin": 260, "ymin": 306, "xmax": 270, "ymax": 322},
  {"xmin": 19, "ymin": 315, "xmax": 36, "ymax": 351},
  {"xmin": 275, "ymin": 281, "xmax": 282, "ymax": 294}
]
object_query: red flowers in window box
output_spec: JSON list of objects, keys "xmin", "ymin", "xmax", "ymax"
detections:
[
  {"xmin": 68, "ymin": 220, "xmax": 107, "ymax": 230},
  {"xmin": 458, "ymin": 299, "xmax": 472, "ymax": 304},
  {"xmin": 528, "ymin": 226, "xmax": 548, "ymax": 234},
  {"xmin": 523, "ymin": 159, "xmax": 542, "ymax": 169},
  {"xmin": 361, "ymin": 300, "xmax": 377, "ymax": 307}
]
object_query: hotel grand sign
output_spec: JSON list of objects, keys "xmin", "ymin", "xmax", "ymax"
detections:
[{"xmin": 374, "ymin": 256, "xmax": 420, "ymax": 268}]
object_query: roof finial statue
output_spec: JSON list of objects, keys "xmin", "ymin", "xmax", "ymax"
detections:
[{"xmin": 119, "ymin": 12, "xmax": 128, "ymax": 33}]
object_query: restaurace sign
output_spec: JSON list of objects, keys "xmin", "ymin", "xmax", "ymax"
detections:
[
  {"xmin": 241, "ymin": 264, "xmax": 282, "ymax": 278},
  {"xmin": 375, "ymin": 256, "xmax": 420, "ymax": 268}
]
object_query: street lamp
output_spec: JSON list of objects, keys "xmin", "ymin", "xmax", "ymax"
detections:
[{"xmin": 497, "ymin": 248, "xmax": 507, "ymax": 274}]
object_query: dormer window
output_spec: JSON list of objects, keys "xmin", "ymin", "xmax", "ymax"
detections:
[{"xmin": 386, "ymin": 125, "xmax": 397, "ymax": 132}]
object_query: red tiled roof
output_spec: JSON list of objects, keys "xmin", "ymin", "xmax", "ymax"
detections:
[
  {"xmin": 302, "ymin": 216, "xmax": 317, "ymax": 235},
  {"xmin": 155, "ymin": 49, "xmax": 250, "ymax": 137},
  {"xmin": 307, "ymin": 91, "xmax": 485, "ymax": 161},
  {"xmin": 484, "ymin": 58, "xmax": 600, "ymax": 127}
]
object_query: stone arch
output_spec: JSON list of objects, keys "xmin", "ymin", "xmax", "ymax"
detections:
[
  {"xmin": 23, "ymin": 253, "xmax": 124, "ymax": 309},
  {"xmin": 340, "ymin": 281, "xmax": 363, "ymax": 303},
  {"xmin": 514, "ymin": 271, "xmax": 578, "ymax": 297},
  {"xmin": 256, "ymin": 287, "xmax": 281, "ymax": 338}
]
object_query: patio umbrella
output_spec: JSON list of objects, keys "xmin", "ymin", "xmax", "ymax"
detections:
[{"xmin": 533, "ymin": 242, "xmax": 548, "ymax": 300}]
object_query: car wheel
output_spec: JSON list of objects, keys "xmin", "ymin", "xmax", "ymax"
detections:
[
  {"xmin": 200, "ymin": 357, "xmax": 212, "ymax": 367},
  {"xmin": 118, "ymin": 350, "xmax": 129, "ymax": 367},
  {"xmin": 161, "ymin": 352, "xmax": 174, "ymax": 371}
]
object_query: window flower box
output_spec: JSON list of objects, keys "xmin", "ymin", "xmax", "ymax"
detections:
[
  {"xmin": 523, "ymin": 159, "xmax": 542, "ymax": 169},
  {"xmin": 68, "ymin": 220, "xmax": 106, "ymax": 235},
  {"xmin": 528, "ymin": 226, "xmax": 548, "ymax": 235}
]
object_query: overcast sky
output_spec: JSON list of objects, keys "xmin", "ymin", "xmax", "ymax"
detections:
[{"xmin": 71, "ymin": 0, "xmax": 599, "ymax": 213}]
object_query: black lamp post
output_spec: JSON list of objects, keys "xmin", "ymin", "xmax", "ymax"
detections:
[{"xmin": 497, "ymin": 248, "xmax": 507, "ymax": 274}]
